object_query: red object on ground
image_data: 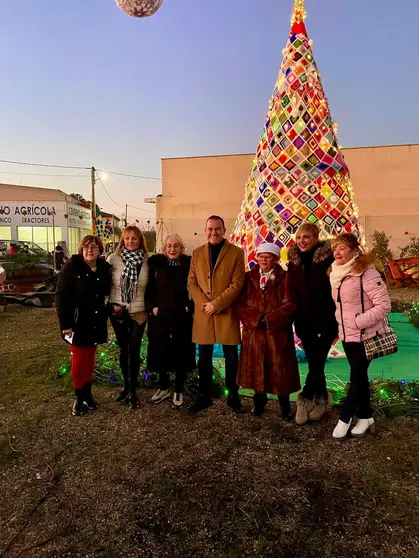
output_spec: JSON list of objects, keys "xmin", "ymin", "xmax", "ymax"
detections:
[
  {"xmin": 70, "ymin": 346, "xmax": 97, "ymax": 389},
  {"xmin": 0, "ymin": 284, "xmax": 15, "ymax": 293}
]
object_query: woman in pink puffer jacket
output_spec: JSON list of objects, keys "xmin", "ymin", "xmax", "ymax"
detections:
[{"xmin": 329, "ymin": 233, "xmax": 391, "ymax": 441}]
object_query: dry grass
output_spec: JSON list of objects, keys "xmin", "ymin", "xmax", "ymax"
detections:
[{"xmin": 0, "ymin": 306, "xmax": 419, "ymax": 558}]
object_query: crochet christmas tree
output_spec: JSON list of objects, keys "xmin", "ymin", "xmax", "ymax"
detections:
[{"xmin": 231, "ymin": 0, "xmax": 362, "ymax": 269}]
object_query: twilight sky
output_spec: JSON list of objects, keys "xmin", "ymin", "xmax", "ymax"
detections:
[{"xmin": 1, "ymin": 0, "xmax": 418, "ymax": 221}]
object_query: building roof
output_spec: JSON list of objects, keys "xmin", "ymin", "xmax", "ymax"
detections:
[
  {"xmin": 0, "ymin": 183, "xmax": 75, "ymax": 202},
  {"xmin": 161, "ymin": 143, "xmax": 419, "ymax": 161}
]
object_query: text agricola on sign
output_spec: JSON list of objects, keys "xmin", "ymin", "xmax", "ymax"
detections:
[{"xmin": 0, "ymin": 205, "xmax": 56, "ymax": 225}]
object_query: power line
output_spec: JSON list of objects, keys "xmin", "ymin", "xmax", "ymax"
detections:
[
  {"xmin": 96, "ymin": 174, "xmax": 125, "ymax": 209},
  {"xmin": 0, "ymin": 158, "xmax": 162, "ymax": 181},
  {"xmin": 0, "ymin": 171, "xmax": 88, "ymax": 177},
  {"xmin": 97, "ymin": 168, "xmax": 161, "ymax": 181},
  {"xmin": 96, "ymin": 174, "xmax": 156, "ymax": 215},
  {"xmin": 127, "ymin": 203, "xmax": 155, "ymax": 213},
  {"xmin": 0, "ymin": 159, "xmax": 90, "ymax": 170}
]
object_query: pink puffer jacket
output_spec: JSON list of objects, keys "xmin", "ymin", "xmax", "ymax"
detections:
[{"xmin": 331, "ymin": 256, "xmax": 392, "ymax": 343}]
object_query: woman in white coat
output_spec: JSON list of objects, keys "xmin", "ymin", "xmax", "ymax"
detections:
[{"xmin": 107, "ymin": 226, "xmax": 149, "ymax": 409}]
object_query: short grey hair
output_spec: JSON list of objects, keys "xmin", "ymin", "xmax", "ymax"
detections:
[{"xmin": 162, "ymin": 233, "xmax": 185, "ymax": 253}]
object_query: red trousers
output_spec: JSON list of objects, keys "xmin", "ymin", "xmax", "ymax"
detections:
[{"xmin": 70, "ymin": 346, "xmax": 97, "ymax": 389}]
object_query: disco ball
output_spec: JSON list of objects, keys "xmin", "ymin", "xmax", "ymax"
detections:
[{"xmin": 115, "ymin": 0, "xmax": 163, "ymax": 18}]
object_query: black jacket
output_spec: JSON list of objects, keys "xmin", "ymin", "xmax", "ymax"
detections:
[
  {"xmin": 145, "ymin": 254, "xmax": 195, "ymax": 373},
  {"xmin": 56, "ymin": 255, "xmax": 112, "ymax": 347},
  {"xmin": 287, "ymin": 241, "xmax": 338, "ymax": 341}
]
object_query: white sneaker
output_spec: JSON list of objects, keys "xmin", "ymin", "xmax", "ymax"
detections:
[
  {"xmin": 351, "ymin": 418, "xmax": 375, "ymax": 438},
  {"xmin": 173, "ymin": 393, "xmax": 184, "ymax": 409},
  {"xmin": 151, "ymin": 389, "xmax": 171, "ymax": 404},
  {"xmin": 332, "ymin": 419, "xmax": 352, "ymax": 440}
]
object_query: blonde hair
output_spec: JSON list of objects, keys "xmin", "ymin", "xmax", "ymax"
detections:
[
  {"xmin": 296, "ymin": 222, "xmax": 320, "ymax": 238},
  {"xmin": 162, "ymin": 233, "xmax": 185, "ymax": 254},
  {"xmin": 117, "ymin": 226, "xmax": 148, "ymax": 256}
]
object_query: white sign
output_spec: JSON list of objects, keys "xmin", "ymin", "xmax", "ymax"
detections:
[
  {"xmin": 67, "ymin": 203, "xmax": 91, "ymax": 229},
  {"xmin": 0, "ymin": 202, "xmax": 66, "ymax": 227}
]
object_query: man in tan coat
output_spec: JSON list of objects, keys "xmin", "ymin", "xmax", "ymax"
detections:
[{"xmin": 188, "ymin": 215, "xmax": 245, "ymax": 413}]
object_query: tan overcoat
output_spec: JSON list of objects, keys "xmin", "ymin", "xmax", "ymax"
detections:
[{"xmin": 188, "ymin": 240, "xmax": 245, "ymax": 345}]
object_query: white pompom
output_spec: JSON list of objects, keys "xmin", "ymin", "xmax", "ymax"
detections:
[{"xmin": 115, "ymin": 0, "xmax": 163, "ymax": 18}]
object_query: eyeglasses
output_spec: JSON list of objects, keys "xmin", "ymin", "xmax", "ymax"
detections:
[
  {"xmin": 166, "ymin": 244, "xmax": 181, "ymax": 250},
  {"xmin": 83, "ymin": 244, "xmax": 99, "ymax": 251}
]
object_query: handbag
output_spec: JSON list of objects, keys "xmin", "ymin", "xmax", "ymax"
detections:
[
  {"xmin": 359, "ymin": 275, "xmax": 398, "ymax": 361},
  {"xmin": 107, "ymin": 303, "xmax": 130, "ymax": 321}
]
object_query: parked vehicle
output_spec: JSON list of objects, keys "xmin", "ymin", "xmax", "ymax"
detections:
[{"xmin": 0, "ymin": 240, "xmax": 55, "ymax": 291}]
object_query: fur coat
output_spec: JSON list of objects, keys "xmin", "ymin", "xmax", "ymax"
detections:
[
  {"xmin": 237, "ymin": 265, "xmax": 300, "ymax": 396},
  {"xmin": 287, "ymin": 241, "xmax": 338, "ymax": 342}
]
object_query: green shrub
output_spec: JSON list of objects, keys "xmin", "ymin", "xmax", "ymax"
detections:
[
  {"xmin": 399, "ymin": 235, "xmax": 419, "ymax": 258},
  {"xmin": 370, "ymin": 230, "xmax": 393, "ymax": 268}
]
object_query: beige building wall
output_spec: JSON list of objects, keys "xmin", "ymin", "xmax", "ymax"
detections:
[{"xmin": 157, "ymin": 144, "xmax": 419, "ymax": 255}]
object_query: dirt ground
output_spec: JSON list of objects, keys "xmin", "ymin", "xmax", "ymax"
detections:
[{"xmin": 0, "ymin": 304, "xmax": 419, "ymax": 558}]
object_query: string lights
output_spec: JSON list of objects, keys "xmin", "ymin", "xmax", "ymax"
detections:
[
  {"xmin": 56, "ymin": 338, "xmax": 419, "ymax": 416},
  {"xmin": 291, "ymin": 0, "xmax": 307, "ymax": 25}
]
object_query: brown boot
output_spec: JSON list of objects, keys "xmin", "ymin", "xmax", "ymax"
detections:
[
  {"xmin": 308, "ymin": 402, "xmax": 326, "ymax": 421},
  {"xmin": 295, "ymin": 394, "xmax": 315, "ymax": 426},
  {"xmin": 308, "ymin": 393, "xmax": 332, "ymax": 421}
]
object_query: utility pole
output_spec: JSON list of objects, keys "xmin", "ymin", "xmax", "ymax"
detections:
[
  {"xmin": 91, "ymin": 166, "xmax": 96, "ymax": 230},
  {"xmin": 124, "ymin": 204, "xmax": 128, "ymax": 228},
  {"xmin": 112, "ymin": 213, "xmax": 116, "ymax": 251}
]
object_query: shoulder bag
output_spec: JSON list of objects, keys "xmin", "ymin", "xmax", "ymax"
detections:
[{"xmin": 359, "ymin": 275, "xmax": 398, "ymax": 360}]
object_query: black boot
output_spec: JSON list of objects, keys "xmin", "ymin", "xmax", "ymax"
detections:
[
  {"xmin": 227, "ymin": 394, "xmax": 246, "ymax": 414},
  {"xmin": 188, "ymin": 396, "xmax": 213, "ymax": 414},
  {"xmin": 253, "ymin": 392, "xmax": 267, "ymax": 417},
  {"xmin": 278, "ymin": 395, "xmax": 292, "ymax": 421},
  {"xmin": 128, "ymin": 372, "xmax": 139, "ymax": 409},
  {"xmin": 83, "ymin": 382, "xmax": 99, "ymax": 410},
  {"xmin": 128, "ymin": 389, "xmax": 138, "ymax": 409},
  {"xmin": 72, "ymin": 389, "xmax": 87, "ymax": 417},
  {"xmin": 115, "ymin": 370, "xmax": 129, "ymax": 403}
]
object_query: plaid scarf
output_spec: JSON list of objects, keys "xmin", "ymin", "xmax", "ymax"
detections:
[
  {"xmin": 120, "ymin": 247, "xmax": 145, "ymax": 303},
  {"xmin": 167, "ymin": 256, "xmax": 181, "ymax": 267},
  {"xmin": 259, "ymin": 268, "xmax": 275, "ymax": 291}
]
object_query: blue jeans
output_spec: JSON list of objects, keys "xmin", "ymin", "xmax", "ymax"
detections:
[{"xmin": 198, "ymin": 344, "xmax": 239, "ymax": 401}]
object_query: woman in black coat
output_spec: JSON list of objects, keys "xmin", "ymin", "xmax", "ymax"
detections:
[
  {"xmin": 56, "ymin": 235, "xmax": 111, "ymax": 416},
  {"xmin": 145, "ymin": 233, "xmax": 196, "ymax": 409},
  {"xmin": 287, "ymin": 222, "xmax": 338, "ymax": 425}
]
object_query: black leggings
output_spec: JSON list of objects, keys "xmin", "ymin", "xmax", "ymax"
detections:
[
  {"xmin": 110, "ymin": 316, "xmax": 146, "ymax": 392},
  {"xmin": 300, "ymin": 333, "xmax": 335, "ymax": 401},
  {"xmin": 340, "ymin": 341, "xmax": 372, "ymax": 422}
]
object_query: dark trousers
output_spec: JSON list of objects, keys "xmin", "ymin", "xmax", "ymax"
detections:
[
  {"xmin": 110, "ymin": 316, "xmax": 146, "ymax": 393},
  {"xmin": 340, "ymin": 341, "xmax": 372, "ymax": 422},
  {"xmin": 198, "ymin": 344, "xmax": 239, "ymax": 401},
  {"xmin": 301, "ymin": 333, "xmax": 335, "ymax": 401},
  {"xmin": 159, "ymin": 369, "xmax": 187, "ymax": 394},
  {"xmin": 254, "ymin": 392, "xmax": 290, "ymax": 415}
]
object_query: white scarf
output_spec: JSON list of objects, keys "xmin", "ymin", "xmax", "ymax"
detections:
[
  {"xmin": 259, "ymin": 267, "xmax": 275, "ymax": 291},
  {"xmin": 329, "ymin": 257, "xmax": 358, "ymax": 289}
]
